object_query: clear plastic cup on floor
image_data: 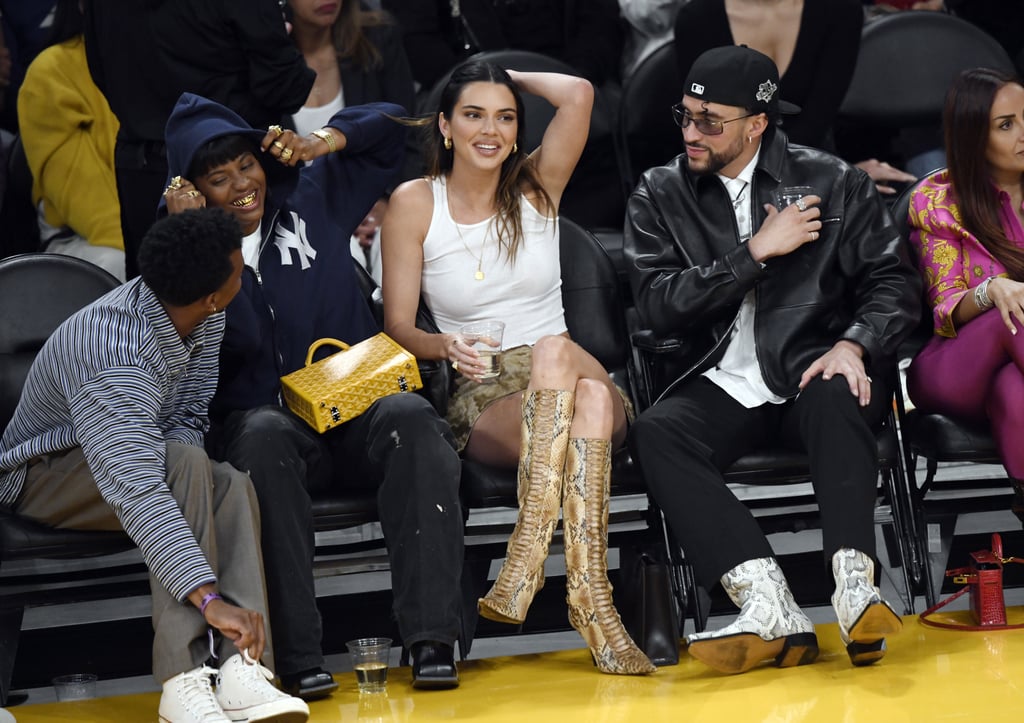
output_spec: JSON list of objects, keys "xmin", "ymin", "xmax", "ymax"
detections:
[
  {"xmin": 53, "ymin": 673, "xmax": 98, "ymax": 701},
  {"xmin": 346, "ymin": 637, "xmax": 391, "ymax": 693}
]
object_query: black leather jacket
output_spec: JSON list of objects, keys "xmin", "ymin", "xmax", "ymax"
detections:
[{"xmin": 624, "ymin": 128, "xmax": 921, "ymax": 400}]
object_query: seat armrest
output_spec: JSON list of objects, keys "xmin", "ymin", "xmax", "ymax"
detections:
[
  {"xmin": 628, "ymin": 329, "xmax": 688, "ymax": 411},
  {"xmin": 631, "ymin": 329, "xmax": 682, "ymax": 354}
]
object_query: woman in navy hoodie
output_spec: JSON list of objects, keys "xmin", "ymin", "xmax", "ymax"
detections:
[{"xmin": 163, "ymin": 93, "xmax": 465, "ymax": 695}]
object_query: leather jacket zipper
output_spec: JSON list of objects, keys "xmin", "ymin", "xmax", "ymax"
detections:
[{"xmin": 654, "ymin": 310, "xmax": 740, "ymax": 405}]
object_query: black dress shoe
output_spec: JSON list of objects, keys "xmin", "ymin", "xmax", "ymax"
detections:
[
  {"xmin": 280, "ymin": 668, "xmax": 339, "ymax": 701},
  {"xmin": 410, "ymin": 641, "xmax": 459, "ymax": 690}
]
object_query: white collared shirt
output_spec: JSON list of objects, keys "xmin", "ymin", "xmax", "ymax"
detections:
[{"xmin": 701, "ymin": 150, "xmax": 787, "ymax": 407}]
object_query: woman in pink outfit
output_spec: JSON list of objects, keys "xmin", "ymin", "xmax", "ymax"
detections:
[{"xmin": 907, "ymin": 67, "xmax": 1024, "ymax": 522}]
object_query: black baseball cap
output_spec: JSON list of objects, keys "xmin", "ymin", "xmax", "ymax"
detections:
[{"xmin": 684, "ymin": 45, "xmax": 801, "ymax": 116}]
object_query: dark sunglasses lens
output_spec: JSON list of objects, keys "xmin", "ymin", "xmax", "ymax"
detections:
[
  {"xmin": 698, "ymin": 118, "xmax": 722, "ymax": 135},
  {"xmin": 672, "ymin": 107, "xmax": 723, "ymax": 135}
]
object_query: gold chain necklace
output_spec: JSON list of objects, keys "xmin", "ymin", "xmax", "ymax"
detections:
[{"xmin": 446, "ymin": 180, "xmax": 488, "ymax": 281}]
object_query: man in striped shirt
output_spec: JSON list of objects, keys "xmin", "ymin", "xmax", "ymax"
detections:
[{"xmin": 0, "ymin": 209, "xmax": 309, "ymax": 723}]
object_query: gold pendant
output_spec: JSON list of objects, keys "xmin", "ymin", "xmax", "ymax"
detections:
[{"xmin": 474, "ymin": 270, "xmax": 485, "ymax": 281}]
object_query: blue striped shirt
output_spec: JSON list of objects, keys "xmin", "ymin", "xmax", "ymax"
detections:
[{"xmin": 0, "ymin": 279, "xmax": 222, "ymax": 601}]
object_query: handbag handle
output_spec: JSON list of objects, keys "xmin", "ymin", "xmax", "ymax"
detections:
[{"xmin": 304, "ymin": 338, "xmax": 350, "ymax": 367}]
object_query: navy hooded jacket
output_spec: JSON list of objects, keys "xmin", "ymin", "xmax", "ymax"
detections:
[{"xmin": 164, "ymin": 93, "xmax": 406, "ymax": 420}]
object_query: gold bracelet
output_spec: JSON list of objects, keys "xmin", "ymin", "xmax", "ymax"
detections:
[{"xmin": 311, "ymin": 128, "xmax": 337, "ymax": 153}]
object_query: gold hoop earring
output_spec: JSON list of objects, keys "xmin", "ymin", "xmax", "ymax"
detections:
[
  {"xmin": 444, "ymin": 136, "xmax": 452, "ymax": 150},
  {"xmin": 513, "ymin": 142, "xmax": 518, "ymax": 154}
]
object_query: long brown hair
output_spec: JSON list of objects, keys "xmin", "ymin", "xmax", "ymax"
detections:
[
  {"xmin": 331, "ymin": 1, "xmax": 389, "ymax": 71},
  {"xmin": 426, "ymin": 61, "xmax": 553, "ymax": 264},
  {"xmin": 944, "ymin": 68, "xmax": 1024, "ymax": 281}
]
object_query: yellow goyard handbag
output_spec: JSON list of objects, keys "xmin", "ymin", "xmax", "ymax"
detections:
[{"xmin": 281, "ymin": 334, "xmax": 423, "ymax": 433}]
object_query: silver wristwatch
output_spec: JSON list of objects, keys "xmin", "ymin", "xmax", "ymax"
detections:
[{"xmin": 974, "ymin": 276, "xmax": 996, "ymax": 310}]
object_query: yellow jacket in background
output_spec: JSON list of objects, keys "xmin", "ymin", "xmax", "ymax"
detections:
[{"xmin": 17, "ymin": 36, "xmax": 123, "ymax": 251}]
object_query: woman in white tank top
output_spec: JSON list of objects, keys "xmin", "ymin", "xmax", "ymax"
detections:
[{"xmin": 381, "ymin": 61, "xmax": 654, "ymax": 675}]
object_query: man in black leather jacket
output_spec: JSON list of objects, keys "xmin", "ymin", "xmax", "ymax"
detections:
[{"xmin": 625, "ymin": 46, "xmax": 921, "ymax": 677}]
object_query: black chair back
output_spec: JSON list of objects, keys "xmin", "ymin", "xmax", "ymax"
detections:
[
  {"xmin": 839, "ymin": 13, "xmax": 1014, "ymax": 128},
  {"xmin": 0, "ymin": 254, "xmax": 120, "ymax": 430},
  {"xmin": 0, "ymin": 136, "xmax": 42, "ymax": 259},
  {"xmin": 559, "ymin": 216, "xmax": 629, "ymax": 381},
  {"xmin": 616, "ymin": 41, "xmax": 682, "ymax": 193},
  {"xmin": 890, "ymin": 171, "xmax": 940, "ymax": 357}
]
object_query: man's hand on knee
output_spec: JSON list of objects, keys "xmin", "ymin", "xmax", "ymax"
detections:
[{"xmin": 798, "ymin": 340, "xmax": 871, "ymax": 407}]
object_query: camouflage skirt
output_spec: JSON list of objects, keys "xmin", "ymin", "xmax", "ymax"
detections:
[{"xmin": 446, "ymin": 344, "xmax": 634, "ymax": 452}]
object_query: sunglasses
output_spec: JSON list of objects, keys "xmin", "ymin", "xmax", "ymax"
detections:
[{"xmin": 671, "ymin": 104, "xmax": 754, "ymax": 136}]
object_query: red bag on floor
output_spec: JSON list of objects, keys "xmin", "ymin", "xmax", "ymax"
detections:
[{"xmin": 919, "ymin": 533, "xmax": 1024, "ymax": 630}]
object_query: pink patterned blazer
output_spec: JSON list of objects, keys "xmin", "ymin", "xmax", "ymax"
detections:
[{"xmin": 908, "ymin": 170, "xmax": 1017, "ymax": 338}]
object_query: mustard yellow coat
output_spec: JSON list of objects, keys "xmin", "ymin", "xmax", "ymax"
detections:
[{"xmin": 17, "ymin": 36, "xmax": 123, "ymax": 250}]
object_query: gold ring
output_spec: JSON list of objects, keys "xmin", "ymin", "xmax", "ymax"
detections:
[
  {"xmin": 280, "ymin": 148, "xmax": 293, "ymax": 161},
  {"xmin": 163, "ymin": 175, "xmax": 184, "ymax": 196},
  {"xmin": 452, "ymin": 360, "xmax": 459, "ymax": 372},
  {"xmin": 272, "ymin": 140, "xmax": 285, "ymax": 151},
  {"xmin": 268, "ymin": 124, "xmax": 284, "ymax": 137},
  {"xmin": 186, "ymin": 190, "xmax": 201, "ymax": 198}
]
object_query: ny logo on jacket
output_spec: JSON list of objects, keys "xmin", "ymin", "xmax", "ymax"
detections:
[{"xmin": 274, "ymin": 211, "xmax": 318, "ymax": 270}]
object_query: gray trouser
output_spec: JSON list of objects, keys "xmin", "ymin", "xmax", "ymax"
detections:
[{"xmin": 15, "ymin": 442, "xmax": 270, "ymax": 682}]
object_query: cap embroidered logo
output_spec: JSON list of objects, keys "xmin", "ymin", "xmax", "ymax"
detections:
[
  {"xmin": 756, "ymin": 80, "xmax": 778, "ymax": 104},
  {"xmin": 691, "ymin": 82, "xmax": 705, "ymax": 94}
]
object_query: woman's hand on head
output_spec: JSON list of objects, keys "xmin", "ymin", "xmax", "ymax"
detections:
[{"xmin": 163, "ymin": 176, "xmax": 206, "ymax": 214}]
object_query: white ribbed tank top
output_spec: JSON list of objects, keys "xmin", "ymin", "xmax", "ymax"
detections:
[{"xmin": 420, "ymin": 176, "xmax": 566, "ymax": 349}]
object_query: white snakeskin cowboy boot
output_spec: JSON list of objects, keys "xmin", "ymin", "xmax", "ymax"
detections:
[
  {"xmin": 562, "ymin": 438, "xmax": 656, "ymax": 675},
  {"xmin": 831, "ymin": 548, "xmax": 903, "ymax": 666},
  {"xmin": 479, "ymin": 389, "xmax": 574, "ymax": 624},
  {"xmin": 686, "ymin": 557, "xmax": 818, "ymax": 674}
]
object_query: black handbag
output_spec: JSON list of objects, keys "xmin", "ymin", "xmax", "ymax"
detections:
[{"xmin": 617, "ymin": 547, "xmax": 681, "ymax": 666}]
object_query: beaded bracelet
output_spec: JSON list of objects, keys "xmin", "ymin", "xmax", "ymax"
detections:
[
  {"xmin": 311, "ymin": 128, "xmax": 337, "ymax": 153},
  {"xmin": 200, "ymin": 592, "xmax": 223, "ymax": 617}
]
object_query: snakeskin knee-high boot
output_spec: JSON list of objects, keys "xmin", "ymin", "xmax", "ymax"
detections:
[
  {"xmin": 563, "ymin": 438, "xmax": 656, "ymax": 674},
  {"xmin": 479, "ymin": 389, "xmax": 575, "ymax": 624}
]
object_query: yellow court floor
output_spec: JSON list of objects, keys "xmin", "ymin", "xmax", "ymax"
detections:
[{"xmin": 6, "ymin": 610, "xmax": 1024, "ymax": 723}]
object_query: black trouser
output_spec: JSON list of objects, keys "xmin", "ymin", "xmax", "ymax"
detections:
[
  {"xmin": 113, "ymin": 139, "xmax": 168, "ymax": 279},
  {"xmin": 629, "ymin": 375, "xmax": 888, "ymax": 591},
  {"xmin": 212, "ymin": 395, "xmax": 464, "ymax": 677}
]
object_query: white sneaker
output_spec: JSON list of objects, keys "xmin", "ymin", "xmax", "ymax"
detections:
[
  {"xmin": 215, "ymin": 652, "xmax": 309, "ymax": 723},
  {"xmin": 159, "ymin": 665, "xmax": 231, "ymax": 723}
]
